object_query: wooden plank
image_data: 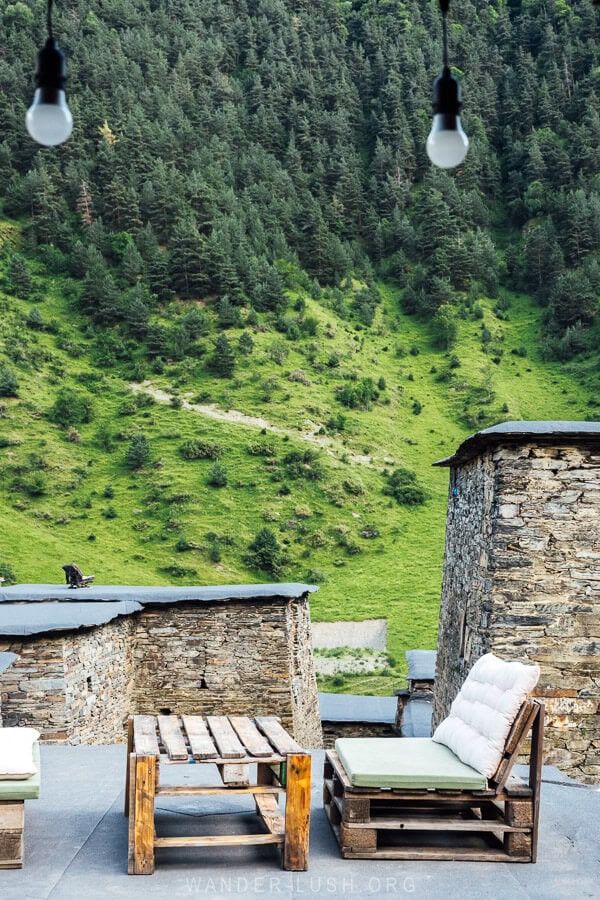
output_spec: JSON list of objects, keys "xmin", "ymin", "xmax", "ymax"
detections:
[
  {"xmin": 206, "ymin": 716, "xmax": 246, "ymax": 758},
  {"xmin": 339, "ymin": 845, "xmax": 526, "ymax": 862},
  {"xmin": 256, "ymin": 794, "xmax": 285, "ymax": 837},
  {"xmin": 181, "ymin": 716, "xmax": 218, "ymax": 760},
  {"xmin": 255, "ymin": 716, "xmax": 301, "ymax": 754},
  {"xmin": 505, "ymin": 701, "xmax": 535, "ymax": 755},
  {"xmin": 154, "ymin": 833, "xmax": 284, "ymax": 848},
  {"xmin": 129, "ymin": 755, "xmax": 156, "ymax": 875},
  {"xmin": 157, "ymin": 715, "xmax": 188, "ymax": 761},
  {"xmin": 133, "ymin": 716, "xmax": 160, "ymax": 757},
  {"xmin": 343, "ymin": 816, "xmax": 529, "ymax": 833},
  {"xmin": 219, "ymin": 763, "xmax": 250, "ymax": 786},
  {"xmin": 494, "ymin": 701, "xmax": 538, "ymax": 792},
  {"xmin": 529, "ymin": 700, "xmax": 544, "ymax": 864},
  {"xmin": 124, "ymin": 716, "xmax": 134, "ymax": 817},
  {"xmin": 340, "ymin": 823, "xmax": 377, "ymax": 851},
  {"xmin": 127, "ymin": 754, "xmax": 137, "ymax": 873},
  {"xmin": 0, "ymin": 802, "xmax": 24, "ymax": 830},
  {"xmin": 157, "ymin": 784, "xmax": 284, "ymax": 796},
  {"xmin": 229, "ymin": 716, "xmax": 273, "ymax": 757},
  {"xmin": 283, "ymin": 752, "xmax": 311, "ymax": 871}
]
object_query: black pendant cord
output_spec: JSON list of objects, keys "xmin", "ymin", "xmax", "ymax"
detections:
[
  {"xmin": 47, "ymin": 0, "xmax": 53, "ymax": 40},
  {"xmin": 440, "ymin": 0, "xmax": 450, "ymax": 71}
]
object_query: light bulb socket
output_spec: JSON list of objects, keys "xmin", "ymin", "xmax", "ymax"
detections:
[
  {"xmin": 432, "ymin": 67, "xmax": 461, "ymax": 117},
  {"xmin": 34, "ymin": 37, "xmax": 67, "ymax": 95}
]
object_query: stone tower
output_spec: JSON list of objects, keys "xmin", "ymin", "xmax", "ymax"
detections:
[{"xmin": 433, "ymin": 421, "xmax": 600, "ymax": 783}]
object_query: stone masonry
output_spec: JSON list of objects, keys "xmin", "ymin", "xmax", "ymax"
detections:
[
  {"xmin": 131, "ymin": 598, "xmax": 322, "ymax": 746},
  {"xmin": 434, "ymin": 427, "xmax": 600, "ymax": 783},
  {"xmin": 0, "ymin": 590, "xmax": 322, "ymax": 748}
]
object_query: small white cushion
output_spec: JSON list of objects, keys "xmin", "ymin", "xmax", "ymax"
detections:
[
  {"xmin": 432, "ymin": 653, "xmax": 540, "ymax": 778},
  {"xmin": 0, "ymin": 727, "xmax": 41, "ymax": 779}
]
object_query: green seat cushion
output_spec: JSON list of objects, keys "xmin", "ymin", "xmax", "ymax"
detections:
[
  {"xmin": 335, "ymin": 738, "xmax": 487, "ymax": 790},
  {"xmin": 0, "ymin": 742, "xmax": 41, "ymax": 800}
]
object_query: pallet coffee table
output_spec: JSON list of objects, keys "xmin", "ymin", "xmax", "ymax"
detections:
[{"xmin": 125, "ymin": 714, "xmax": 311, "ymax": 874}]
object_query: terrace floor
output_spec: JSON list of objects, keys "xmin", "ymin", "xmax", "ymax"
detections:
[{"xmin": 1, "ymin": 746, "xmax": 599, "ymax": 899}]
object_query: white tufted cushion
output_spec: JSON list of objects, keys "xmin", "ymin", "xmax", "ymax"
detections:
[
  {"xmin": 0, "ymin": 727, "xmax": 40, "ymax": 779},
  {"xmin": 432, "ymin": 653, "xmax": 540, "ymax": 778}
]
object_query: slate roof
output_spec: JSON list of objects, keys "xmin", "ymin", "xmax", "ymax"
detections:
[
  {"xmin": 318, "ymin": 692, "xmax": 397, "ymax": 724},
  {"xmin": 406, "ymin": 649, "xmax": 437, "ymax": 682},
  {"xmin": 0, "ymin": 583, "xmax": 318, "ymax": 636},
  {"xmin": 434, "ymin": 420, "xmax": 600, "ymax": 467},
  {"xmin": 0, "ymin": 583, "xmax": 317, "ymax": 604},
  {"xmin": 0, "ymin": 601, "xmax": 143, "ymax": 635}
]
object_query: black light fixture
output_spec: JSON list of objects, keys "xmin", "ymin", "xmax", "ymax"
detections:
[
  {"xmin": 426, "ymin": 0, "xmax": 468, "ymax": 169},
  {"xmin": 26, "ymin": 0, "xmax": 73, "ymax": 146}
]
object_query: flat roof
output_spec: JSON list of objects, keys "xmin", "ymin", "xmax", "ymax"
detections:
[
  {"xmin": 0, "ymin": 582, "xmax": 317, "ymax": 604},
  {"xmin": 3, "ymin": 745, "xmax": 599, "ymax": 899},
  {"xmin": 434, "ymin": 420, "xmax": 600, "ymax": 467},
  {"xmin": 0, "ymin": 583, "xmax": 318, "ymax": 637},
  {"xmin": 406, "ymin": 649, "xmax": 437, "ymax": 682},
  {"xmin": 0, "ymin": 601, "xmax": 143, "ymax": 635},
  {"xmin": 318, "ymin": 692, "xmax": 397, "ymax": 724}
]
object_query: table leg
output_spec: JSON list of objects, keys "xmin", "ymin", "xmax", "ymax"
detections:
[
  {"xmin": 283, "ymin": 752, "xmax": 311, "ymax": 871},
  {"xmin": 129, "ymin": 754, "xmax": 156, "ymax": 875}
]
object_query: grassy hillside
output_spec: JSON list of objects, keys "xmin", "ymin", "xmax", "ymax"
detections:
[{"xmin": 0, "ymin": 228, "xmax": 594, "ymax": 693}]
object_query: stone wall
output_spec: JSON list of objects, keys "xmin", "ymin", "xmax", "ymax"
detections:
[
  {"xmin": 435, "ymin": 441, "xmax": 600, "ymax": 783},
  {"xmin": 0, "ymin": 637, "xmax": 68, "ymax": 740},
  {"xmin": 131, "ymin": 598, "xmax": 321, "ymax": 748},
  {"xmin": 0, "ymin": 592, "xmax": 322, "ymax": 748},
  {"xmin": 63, "ymin": 617, "xmax": 135, "ymax": 744},
  {"xmin": 321, "ymin": 722, "xmax": 396, "ymax": 748},
  {"xmin": 0, "ymin": 619, "xmax": 134, "ymax": 743}
]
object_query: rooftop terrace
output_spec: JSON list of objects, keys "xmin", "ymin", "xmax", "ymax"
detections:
[{"xmin": 1, "ymin": 746, "xmax": 599, "ymax": 899}]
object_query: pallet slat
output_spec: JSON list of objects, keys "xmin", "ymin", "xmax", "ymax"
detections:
[
  {"xmin": 181, "ymin": 716, "xmax": 218, "ymax": 760},
  {"xmin": 133, "ymin": 715, "xmax": 160, "ymax": 757},
  {"xmin": 157, "ymin": 716, "xmax": 188, "ymax": 761},
  {"xmin": 256, "ymin": 794, "xmax": 285, "ymax": 836},
  {"xmin": 230, "ymin": 716, "xmax": 273, "ymax": 757},
  {"xmin": 255, "ymin": 716, "xmax": 301, "ymax": 754},
  {"xmin": 206, "ymin": 716, "xmax": 246, "ymax": 758},
  {"xmin": 154, "ymin": 833, "xmax": 284, "ymax": 848}
]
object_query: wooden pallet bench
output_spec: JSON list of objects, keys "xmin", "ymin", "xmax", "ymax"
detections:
[
  {"xmin": 125, "ymin": 714, "xmax": 310, "ymax": 874},
  {"xmin": 324, "ymin": 699, "xmax": 544, "ymax": 862},
  {"xmin": 0, "ymin": 742, "xmax": 41, "ymax": 869}
]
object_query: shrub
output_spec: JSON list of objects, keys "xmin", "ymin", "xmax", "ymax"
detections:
[
  {"xmin": 342, "ymin": 478, "xmax": 365, "ymax": 496},
  {"xmin": 246, "ymin": 441, "xmax": 276, "ymax": 457},
  {"xmin": 0, "ymin": 562, "xmax": 17, "ymax": 584},
  {"xmin": 102, "ymin": 505, "xmax": 118, "ymax": 519},
  {"xmin": 336, "ymin": 377, "xmax": 379, "ymax": 410},
  {"xmin": 160, "ymin": 564, "xmax": 198, "ymax": 578},
  {"xmin": 283, "ymin": 449, "xmax": 323, "ymax": 480},
  {"xmin": 245, "ymin": 527, "xmax": 286, "ymax": 576},
  {"xmin": 412, "ymin": 400, "xmax": 422, "ymax": 415},
  {"xmin": 383, "ymin": 468, "xmax": 427, "ymax": 506},
  {"xmin": 306, "ymin": 569, "xmax": 327, "ymax": 584},
  {"xmin": 125, "ymin": 433, "xmax": 151, "ymax": 469},
  {"xmin": 179, "ymin": 439, "xmax": 223, "ymax": 460},
  {"xmin": 0, "ymin": 366, "xmax": 19, "ymax": 397},
  {"xmin": 49, "ymin": 387, "xmax": 94, "ymax": 427},
  {"xmin": 207, "ymin": 461, "xmax": 228, "ymax": 487},
  {"xmin": 103, "ymin": 484, "xmax": 115, "ymax": 499}
]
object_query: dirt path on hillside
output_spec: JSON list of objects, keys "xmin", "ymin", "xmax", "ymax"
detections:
[{"xmin": 129, "ymin": 381, "xmax": 381, "ymax": 468}]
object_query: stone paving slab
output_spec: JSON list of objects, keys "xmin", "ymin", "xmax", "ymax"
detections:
[{"xmin": 0, "ymin": 746, "xmax": 599, "ymax": 899}]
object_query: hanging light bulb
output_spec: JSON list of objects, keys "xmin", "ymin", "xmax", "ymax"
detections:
[
  {"xmin": 26, "ymin": 0, "xmax": 73, "ymax": 146},
  {"xmin": 426, "ymin": 0, "xmax": 468, "ymax": 169}
]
